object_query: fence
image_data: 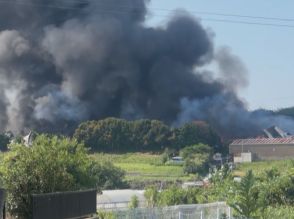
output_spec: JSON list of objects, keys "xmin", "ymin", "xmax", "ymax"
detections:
[
  {"xmin": 97, "ymin": 201, "xmax": 146, "ymax": 210},
  {"xmin": 0, "ymin": 189, "xmax": 5, "ymax": 219},
  {"xmin": 106, "ymin": 202, "xmax": 232, "ymax": 219},
  {"xmin": 32, "ymin": 189, "xmax": 97, "ymax": 219}
]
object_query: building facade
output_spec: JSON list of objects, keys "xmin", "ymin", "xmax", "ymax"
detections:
[{"xmin": 229, "ymin": 137, "xmax": 294, "ymax": 161}]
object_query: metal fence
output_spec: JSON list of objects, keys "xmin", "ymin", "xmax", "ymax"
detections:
[
  {"xmin": 97, "ymin": 201, "xmax": 146, "ymax": 210},
  {"xmin": 32, "ymin": 189, "xmax": 97, "ymax": 219},
  {"xmin": 109, "ymin": 202, "xmax": 232, "ymax": 219}
]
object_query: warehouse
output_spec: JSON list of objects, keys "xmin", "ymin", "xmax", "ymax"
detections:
[{"xmin": 229, "ymin": 137, "xmax": 294, "ymax": 161}]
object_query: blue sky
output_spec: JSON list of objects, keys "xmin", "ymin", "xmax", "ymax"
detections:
[{"xmin": 146, "ymin": 0, "xmax": 294, "ymax": 111}]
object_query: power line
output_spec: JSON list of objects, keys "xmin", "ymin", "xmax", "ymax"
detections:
[
  {"xmin": 57, "ymin": 0, "xmax": 294, "ymax": 22},
  {"xmin": 200, "ymin": 18, "xmax": 294, "ymax": 28},
  {"xmin": 1, "ymin": 0, "xmax": 294, "ymax": 29}
]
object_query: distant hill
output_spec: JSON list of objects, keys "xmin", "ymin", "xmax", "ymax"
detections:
[{"xmin": 275, "ymin": 107, "xmax": 294, "ymax": 118}]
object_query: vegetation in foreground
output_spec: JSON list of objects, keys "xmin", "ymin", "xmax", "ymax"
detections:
[
  {"xmin": 0, "ymin": 135, "xmax": 125, "ymax": 219},
  {"xmin": 92, "ymin": 144, "xmax": 212, "ymax": 187},
  {"xmin": 0, "ymin": 117, "xmax": 293, "ymax": 218}
]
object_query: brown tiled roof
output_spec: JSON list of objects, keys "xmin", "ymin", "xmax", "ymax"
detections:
[{"xmin": 230, "ymin": 137, "xmax": 294, "ymax": 145}]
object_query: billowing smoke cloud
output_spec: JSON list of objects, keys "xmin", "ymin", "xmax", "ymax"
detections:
[
  {"xmin": 0, "ymin": 0, "xmax": 293, "ymax": 137},
  {"xmin": 215, "ymin": 47, "xmax": 249, "ymax": 92}
]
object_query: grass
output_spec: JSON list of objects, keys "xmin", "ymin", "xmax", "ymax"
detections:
[
  {"xmin": 92, "ymin": 152, "xmax": 161, "ymax": 164},
  {"xmin": 92, "ymin": 153, "xmax": 190, "ymax": 182},
  {"xmin": 234, "ymin": 159, "xmax": 294, "ymax": 176}
]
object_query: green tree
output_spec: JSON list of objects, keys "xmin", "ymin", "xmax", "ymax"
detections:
[
  {"xmin": 74, "ymin": 118, "xmax": 172, "ymax": 152},
  {"xmin": 171, "ymin": 121, "xmax": 221, "ymax": 150},
  {"xmin": 74, "ymin": 118, "xmax": 131, "ymax": 152},
  {"xmin": 0, "ymin": 134, "xmax": 124, "ymax": 218},
  {"xmin": 180, "ymin": 144, "xmax": 212, "ymax": 175},
  {"xmin": 229, "ymin": 170, "xmax": 260, "ymax": 219},
  {"xmin": 130, "ymin": 119, "xmax": 172, "ymax": 151}
]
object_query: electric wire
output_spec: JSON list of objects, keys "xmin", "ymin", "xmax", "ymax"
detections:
[{"xmin": 0, "ymin": 0, "xmax": 294, "ymax": 28}]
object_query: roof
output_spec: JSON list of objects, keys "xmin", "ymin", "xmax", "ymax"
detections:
[
  {"xmin": 96, "ymin": 190, "xmax": 145, "ymax": 204},
  {"xmin": 230, "ymin": 137, "xmax": 294, "ymax": 146},
  {"xmin": 263, "ymin": 126, "xmax": 289, "ymax": 138}
]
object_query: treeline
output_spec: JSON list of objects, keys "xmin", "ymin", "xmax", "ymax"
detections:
[
  {"xmin": 74, "ymin": 118, "xmax": 221, "ymax": 152},
  {"xmin": 275, "ymin": 106, "xmax": 294, "ymax": 118}
]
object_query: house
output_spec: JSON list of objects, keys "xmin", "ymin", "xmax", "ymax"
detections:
[
  {"xmin": 229, "ymin": 137, "xmax": 294, "ymax": 161},
  {"xmin": 261, "ymin": 126, "xmax": 290, "ymax": 138}
]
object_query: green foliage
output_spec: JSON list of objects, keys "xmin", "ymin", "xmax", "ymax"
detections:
[
  {"xmin": 128, "ymin": 195, "xmax": 139, "ymax": 209},
  {"xmin": 0, "ymin": 135, "xmax": 124, "ymax": 218},
  {"xmin": 258, "ymin": 170, "xmax": 294, "ymax": 207},
  {"xmin": 158, "ymin": 185, "xmax": 185, "ymax": 206},
  {"xmin": 144, "ymin": 186, "xmax": 159, "ymax": 207},
  {"xmin": 74, "ymin": 118, "xmax": 172, "ymax": 152},
  {"xmin": 229, "ymin": 170, "xmax": 260, "ymax": 219},
  {"xmin": 180, "ymin": 144, "xmax": 212, "ymax": 175},
  {"xmin": 92, "ymin": 152, "xmax": 188, "ymax": 184},
  {"xmin": 144, "ymin": 186, "xmax": 199, "ymax": 207},
  {"xmin": 171, "ymin": 121, "xmax": 221, "ymax": 150},
  {"xmin": 97, "ymin": 210, "xmax": 116, "ymax": 219},
  {"xmin": 180, "ymin": 144, "xmax": 212, "ymax": 159},
  {"xmin": 74, "ymin": 118, "xmax": 132, "ymax": 152},
  {"xmin": 261, "ymin": 206, "xmax": 294, "ymax": 219},
  {"xmin": 158, "ymin": 186, "xmax": 199, "ymax": 206},
  {"xmin": 196, "ymin": 165, "xmax": 235, "ymax": 204},
  {"xmin": 93, "ymin": 161, "xmax": 126, "ymax": 189},
  {"xmin": 74, "ymin": 118, "xmax": 221, "ymax": 152},
  {"xmin": 130, "ymin": 119, "xmax": 171, "ymax": 151},
  {"xmin": 160, "ymin": 148, "xmax": 176, "ymax": 164}
]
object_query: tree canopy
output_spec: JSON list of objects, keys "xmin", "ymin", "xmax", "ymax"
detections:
[
  {"xmin": 0, "ymin": 134, "xmax": 124, "ymax": 218},
  {"xmin": 74, "ymin": 118, "xmax": 221, "ymax": 152}
]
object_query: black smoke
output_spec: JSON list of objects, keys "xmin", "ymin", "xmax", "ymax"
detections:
[{"xmin": 0, "ymin": 0, "xmax": 293, "ymax": 137}]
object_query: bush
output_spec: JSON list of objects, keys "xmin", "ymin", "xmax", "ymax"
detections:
[
  {"xmin": 160, "ymin": 148, "xmax": 176, "ymax": 164},
  {"xmin": 96, "ymin": 210, "xmax": 115, "ymax": 219},
  {"xmin": 180, "ymin": 144, "xmax": 212, "ymax": 175},
  {"xmin": 144, "ymin": 186, "xmax": 199, "ymax": 207},
  {"xmin": 0, "ymin": 134, "xmax": 124, "ymax": 218},
  {"xmin": 128, "ymin": 195, "xmax": 139, "ymax": 209},
  {"xmin": 261, "ymin": 206, "xmax": 294, "ymax": 219},
  {"xmin": 144, "ymin": 186, "xmax": 159, "ymax": 207}
]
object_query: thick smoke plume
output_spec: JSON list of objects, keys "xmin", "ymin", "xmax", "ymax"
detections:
[{"xmin": 0, "ymin": 0, "xmax": 293, "ymax": 137}]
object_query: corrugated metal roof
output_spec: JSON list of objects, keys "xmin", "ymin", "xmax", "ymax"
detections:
[{"xmin": 230, "ymin": 137, "xmax": 294, "ymax": 145}]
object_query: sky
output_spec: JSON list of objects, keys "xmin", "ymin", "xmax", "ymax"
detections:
[{"xmin": 146, "ymin": 0, "xmax": 294, "ymax": 111}]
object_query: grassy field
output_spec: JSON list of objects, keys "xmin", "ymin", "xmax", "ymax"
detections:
[
  {"xmin": 234, "ymin": 159, "xmax": 293, "ymax": 176},
  {"xmin": 92, "ymin": 152, "xmax": 294, "ymax": 184},
  {"xmin": 92, "ymin": 153, "xmax": 191, "ymax": 182}
]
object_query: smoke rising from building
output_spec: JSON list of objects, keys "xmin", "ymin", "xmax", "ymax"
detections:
[{"xmin": 0, "ymin": 0, "xmax": 293, "ymax": 137}]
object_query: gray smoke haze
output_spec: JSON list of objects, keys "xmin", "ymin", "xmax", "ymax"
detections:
[{"xmin": 0, "ymin": 0, "xmax": 293, "ymax": 137}]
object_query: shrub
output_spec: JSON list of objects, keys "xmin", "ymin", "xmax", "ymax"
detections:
[
  {"xmin": 0, "ymin": 134, "xmax": 124, "ymax": 218},
  {"xmin": 128, "ymin": 195, "xmax": 139, "ymax": 209}
]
